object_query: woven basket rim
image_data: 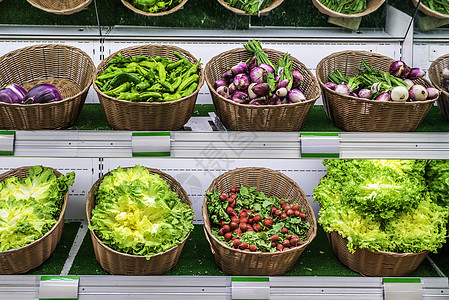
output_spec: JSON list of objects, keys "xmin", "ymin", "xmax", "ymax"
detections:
[
  {"xmin": 202, "ymin": 167, "xmax": 317, "ymax": 256},
  {"xmin": 411, "ymin": 0, "xmax": 449, "ymax": 19},
  {"xmin": 216, "ymin": 0, "xmax": 284, "ymax": 16},
  {"xmin": 0, "ymin": 43, "xmax": 95, "ymax": 107},
  {"xmin": 316, "ymin": 49, "xmax": 437, "ymax": 105},
  {"xmin": 121, "ymin": 0, "xmax": 188, "ymax": 16},
  {"xmin": 86, "ymin": 166, "xmax": 193, "ymax": 260},
  {"xmin": 312, "ymin": 0, "xmax": 386, "ymax": 18},
  {"xmin": 0, "ymin": 166, "xmax": 68, "ymax": 255},
  {"xmin": 27, "ymin": 0, "xmax": 93, "ymax": 14},
  {"xmin": 429, "ymin": 53, "xmax": 449, "ymax": 93},
  {"xmin": 205, "ymin": 47, "xmax": 321, "ymax": 108},
  {"xmin": 93, "ymin": 44, "xmax": 204, "ymax": 107}
]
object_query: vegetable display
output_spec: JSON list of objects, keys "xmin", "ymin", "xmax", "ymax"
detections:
[
  {"xmin": 124, "ymin": 0, "xmax": 183, "ymax": 14},
  {"xmin": 0, "ymin": 166, "xmax": 75, "ymax": 252},
  {"xmin": 318, "ymin": 0, "xmax": 366, "ymax": 14},
  {"xmin": 89, "ymin": 166, "xmax": 194, "ymax": 258},
  {"xmin": 206, "ymin": 185, "xmax": 310, "ymax": 252},
  {"xmin": 325, "ymin": 59, "xmax": 437, "ymax": 102},
  {"xmin": 314, "ymin": 159, "xmax": 448, "ymax": 254},
  {"xmin": 95, "ymin": 52, "xmax": 200, "ymax": 102},
  {"xmin": 425, "ymin": 160, "xmax": 449, "ymax": 207},
  {"xmin": 214, "ymin": 40, "xmax": 308, "ymax": 105},
  {"xmin": 0, "ymin": 83, "xmax": 62, "ymax": 104},
  {"xmin": 223, "ymin": 0, "xmax": 275, "ymax": 15},
  {"xmin": 422, "ymin": 0, "xmax": 449, "ymax": 15}
]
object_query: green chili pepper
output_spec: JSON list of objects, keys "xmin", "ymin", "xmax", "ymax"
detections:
[
  {"xmin": 181, "ymin": 83, "xmax": 198, "ymax": 97},
  {"xmin": 140, "ymin": 92, "xmax": 162, "ymax": 100},
  {"xmin": 97, "ymin": 69, "xmax": 124, "ymax": 81},
  {"xmin": 173, "ymin": 52, "xmax": 191, "ymax": 68},
  {"xmin": 178, "ymin": 74, "xmax": 199, "ymax": 91},
  {"xmin": 147, "ymin": 83, "xmax": 162, "ymax": 92},
  {"xmin": 95, "ymin": 80, "xmax": 104, "ymax": 89},
  {"xmin": 136, "ymin": 80, "xmax": 152, "ymax": 91},
  {"xmin": 166, "ymin": 59, "xmax": 183, "ymax": 71},
  {"xmin": 163, "ymin": 92, "xmax": 182, "ymax": 101},
  {"xmin": 132, "ymin": 55, "xmax": 150, "ymax": 62},
  {"xmin": 182, "ymin": 63, "xmax": 199, "ymax": 81},
  {"xmin": 160, "ymin": 81, "xmax": 174, "ymax": 93},
  {"xmin": 140, "ymin": 61, "xmax": 158, "ymax": 69},
  {"xmin": 108, "ymin": 73, "xmax": 141, "ymax": 90},
  {"xmin": 155, "ymin": 62, "xmax": 166, "ymax": 83},
  {"xmin": 117, "ymin": 92, "xmax": 141, "ymax": 101},
  {"xmin": 172, "ymin": 77, "xmax": 182, "ymax": 90},
  {"xmin": 103, "ymin": 82, "xmax": 132, "ymax": 96}
]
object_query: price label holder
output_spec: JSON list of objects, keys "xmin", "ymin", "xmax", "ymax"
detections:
[
  {"xmin": 383, "ymin": 278, "xmax": 423, "ymax": 300},
  {"xmin": 0, "ymin": 131, "xmax": 14, "ymax": 156},
  {"xmin": 300, "ymin": 132, "xmax": 340, "ymax": 158},
  {"xmin": 231, "ymin": 277, "xmax": 270, "ymax": 300},
  {"xmin": 39, "ymin": 276, "xmax": 79, "ymax": 300},
  {"xmin": 132, "ymin": 132, "xmax": 171, "ymax": 157}
]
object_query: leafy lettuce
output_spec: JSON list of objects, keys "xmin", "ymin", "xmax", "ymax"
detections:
[
  {"xmin": 0, "ymin": 166, "xmax": 75, "ymax": 251},
  {"xmin": 89, "ymin": 166, "xmax": 194, "ymax": 258},
  {"xmin": 315, "ymin": 159, "xmax": 448, "ymax": 254},
  {"xmin": 425, "ymin": 160, "xmax": 449, "ymax": 207}
]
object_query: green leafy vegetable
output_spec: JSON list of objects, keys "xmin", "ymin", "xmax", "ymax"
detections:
[
  {"xmin": 318, "ymin": 0, "xmax": 366, "ymax": 15},
  {"xmin": 425, "ymin": 160, "xmax": 449, "ymax": 207},
  {"xmin": 224, "ymin": 0, "xmax": 274, "ymax": 15},
  {"xmin": 315, "ymin": 159, "xmax": 448, "ymax": 254},
  {"xmin": 0, "ymin": 166, "xmax": 75, "ymax": 252},
  {"xmin": 89, "ymin": 166, "xmax": 194, "ymax": 258}
]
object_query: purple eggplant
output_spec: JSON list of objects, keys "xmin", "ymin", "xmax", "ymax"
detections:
[
  {"xmin": 403, "ymin": 79, "xmax": 414, "ymax": 88},
  {"xmin": 23, "ymin": 84, "xmax": 62, "ymax": 104},
  {"xmin": 0, "ymin": 84, "xmax": 27, "ymax": 104},
  {"xmin": 250, "ymin": 67, "xmax": 267, "ymax": 84},
  {"xmin": 247, "ymin": 56, "xmax": 258, "ymax": 71},
  {"xmin": 291, "ymin": 71, "xmax": 303, "ymax": 88},
  {"xmin": 276, "ymin": 87, "xmax": 288, "ymax": 97},
  {"xmin": 334, "ymin": 84, "xmax": 350, "ymax": 96},
  {"xmin": 258, "ymin": 63, "xmax": 274, "ymax": 74},
  {"xmin": 233, "ymin": 73, "xmax": 251, "ymax": 90},
  {"xmin": 376, "ymin": 92, "xmax": 391, "ymax": 101},
  {"xmin": 214, "ymin": 79, "xmax": 228, "ymax": 90},
  {"xmin": 409, "ymin": 84, "xmax": 428, "ymax": 101},
  {"xmin": 288, "ymin": 89, "xmax": 306, "ymax": 103},
  {"xmin": 216, "ymin": 86, "xmax": 230, "ymax": 98},
  {"xmin": 268, "ymin": 94, "xmax": 279, "ymax": 105},
  {"xmin": 389, "ymin": 60, "xmax": 410, "ymax": 78},
  {"xmin": 441, "ymin": 67, "xmax": 449, "ymax": 80},
  {"xmin": 231, "ymin": 62, "xmax": 248, "ymax": 75},
  {"xmin": 222, "ymin": 69, "xmax": 234, "ymax": 83},
  {"xmin": 276, "ymin": 79, "xmax": 290, "ymax": 89},
  {"xmin": 426, "ymin": 87, "xmax": 440, "ymax": 100},
  {"xmin": 232, "ymin": 91, "xmax": 249, "ymax": 104},
  {"xmin": 252, "ymin": 83, "xmax": 270, "ymax": 96},
  {"xmin": 358, "ymin": 88, "xmax": 372, "ymax": 99},
  {"xmin": 407, "ymin": 68, "xmax": 426, "ymax": 80},
  {"xmin": 324, "ymin": 82, "xmax": 337, "ymax": 90},
  {"xmin": 228, "ymin": 83, "xmax": 237, "ymax": 95}
]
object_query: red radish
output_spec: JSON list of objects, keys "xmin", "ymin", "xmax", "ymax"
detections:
[
  {"xmin": 291, "ymin": 235, "xmax": 298, "ymax": 240},
  {"xmin": 239, "ymin": 223, "xmax": 247, "ymax": 231},
  {"xmin": 280, "ymin": 213, "xmax": 287, "ymax": 219},
  {"xmin": 298, "ymin": 241, "xmax": 306, "ymax": 246},
  {"xmin": 270, "ymin": 234, "xmax": 279, "ymax": 242},
  {"xmin": 246, "ymin": 227, "xmax": 254, "ymax": 232},
  {"xmin": 227, "ymin": 197, "xmax": 234, "ymax": 203},
  {"xmin": 253, "ymin": 224, "xmax": 262, "ymax": 232},
  {"xmin": 230, "ymin": 187, "xmax": 237, "ymax": 193},
  {"xmin": 292, "ymin": 204, "xmax": 300, "ymax": 211},
  {"xmin": 271, "ymin": 241, "xmax": 277, "ymax": 248},
  {"xmin": 234, "ymin": 228, "xmax": 242, "ymax": 235},
  {"xmin": 231, "ymin": 216, "xmax": 239, "ymax": 223},
  {"xmin": 247, "ymin": 210, "xmax": 253, "ymax": 214},
  {"xmin": 294, "ymin": 210, "xmax": 300, "ymax": 217},
  {"xmin": 271, "ymin": 206, "xmax": 277, "ymax": 213},
  {"xmin": 219, "ymin": 220, "xmax": 225, "ymax": 227},
  {"xmin": 224, "ymin": 232, "xmax": 232, "ymax": 241},
  {"xmin": 226, "ymin": 207, "xmax": 236, "ymax": 215},
  {"xmin": 239, "ymin": 217, "xmax": 248, "ymax": 224},
  {"xmin": 281, "ymin": 227, "xmax": 288, "ymax": 234},
  {"xmin": 280, "ymin": 200, "xmax": 286, "ymax": 206},
  {"xmin": 248, "ymin": 218, "xmax": 254, "ymax": 225},
  {"xmin": 219, "ymin": 193, "xmax": 228, "ymax": 201},
  {"xmin": 218, "ymin": 229, "xmax": 224, "ymax": 236},
  {"xmin": 239, "ymin": 242, "xmax": 248, "ymax": 250},
  {"xmin": 275, "ymin": 209, "xmax": 282, "ymax": 216},
  {"xmin": 249, "ymin": 244, "xmax": 257, "ymax": 252},
  {"xmin": 287, "ymin": 209, "xmax": 294, "ymax": 216},
  {"xmin": 263, "ymin": 218, "xmax": 273, "ymax": 227},
  {"xmin": 290, "ymin": 238, "xmax": 298, "ymax": 246},
  {"xmin": 222, "ymin": 225, "xmax": 231, "ymax": 233},
  {"xmin": 233, "ymin": 239, "xmax": 241, "ymax": 248},
  {"xmin": 284, "ymin": 204, "xmax": 291, "ymax": 211},
  {"xmin": 287, "ymin": 235, "xmax": 292, "ymax": 240},
  {"xmin": 253, "ymin": 215, "xmax": 262, "ymax": 223},
  {"xmin": 277, "ymin": 244, "xmax": 284, "ymax": 251},
  {"xmin": 230, "ymin": 193, "xmax": 238, "ymax": 200},
  {"xmin": 244, "ymin": 249, "xmax": 250, "ymax": 252},
  {"xmin": 230, "ymin": 222, "xmax": 238, "ymax": 229},
  {"xmin": 283, "ymin": 239, "xmax": 290, "ymax": 247},
  {"xmin": 230, "ymin": 200, "xmax": 236, "ymax": 208},
  {"xmin": 299, "ymin": 212, "xmax": 306, "ymax": 219}
]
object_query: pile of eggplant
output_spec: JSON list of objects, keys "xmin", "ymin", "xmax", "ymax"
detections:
[{"xmin": 0, "ymin": 83, "xmax": 62, "ymax": 104}]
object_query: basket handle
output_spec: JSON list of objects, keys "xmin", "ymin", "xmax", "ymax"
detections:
[{"xmin": 203, "ymin": 226, "xmax": 216, "ymax": 255}]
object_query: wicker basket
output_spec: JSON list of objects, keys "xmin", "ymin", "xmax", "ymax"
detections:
[
  {"xmin": 217, "ymin": 0, "xmax": 284, "ymax": 16},
  {"xmin": 412, "ymin": 0, "xmax": 449, "ymax": 19},
  {"xmin": 205, "ymin": 48, "xmax": 321, "ymax": 131},
  {"xmin": 0, "ymin": 44, "xmax": 95, "ymax": 130},
  {"xmin": 27, "ymin": 0, "xmax": 92, "ymax": 15},
  {"xmin": 327, "ymin": 231, "xmax": 429, "ymax": 276},
  {"xmin": 202, "ymin": 167, "xmax": 317, "ymax": 276},
  {"xmin": 93, "ymin": 44, "xmax": 203, "ymax": 131},
  {"xmin": 312, "ymin": 0, "xmax": 385, "ymax": 18},
  {"xmin": 86, "ymin": 167, "xmax": 192, "ymax": 275},
  {"xmin": 316, "ymin": 50, "xmax": 437, "ymax": 132},
  {"xmin": 428, "ymin": 53, "xmax": 449, "ymax": 120},
  {"xmin": 0, "ymin": 166, "xmax": 68, "ymax": 274},
  {"xmin": 121, "ymin": 0, "xmax": 187, "ymax": 16}
]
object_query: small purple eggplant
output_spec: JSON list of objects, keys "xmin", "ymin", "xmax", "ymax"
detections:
[
  {"xmin": 247, "ymin": 56, "xmax": 258, "ymax": 71},
  {"xmin": 441, "ymin": 67, "xmax": 449, "ymax": 80},
  {"xmin": 358, "ymin": 88, "xmax": 372, "ymax": 99},
  {"xmin": 250, "ymin": 67, "xmax": 267, "ymax": 84},
  {"xmin": 276, "ymin": 87, "xmax": 288, "ymax": 97},
  {"xmin": 23, "ymin": 84, "xmax": 62, "ymax": 104},
  {"xmin": 214, "ymin": 79, "xmax": 228, "ymax": 90},
  {"xmin": 216, "ymin": 86, "xmax": 230, "ymax": 98},
  {"xmin": 334, "ymin": 84, "xmax": 350, "ymax": 96},
  {"xmin": 268, "ymin": 94, "xmax": 279, "ymax": 105},
  {"xmin": 232, "ymin": 91, "xmax": 249, "ymax": 104},
  {"xmin": 222, "ymin": 69, "xmax": 234, "ymax": 83},
  {"xmin": 231, "ymin": 62, "xmax": 248, "ymax": 75},
  {"xmin": 291, "ymin": 70, "xmax": 303, "ymax": 88},
  {"xmin": 233, "ymin": 73, "xmax": 251, "ymax": 90},
  {"xmin": 0, "ymin": 84, "xmax": 27, "ymax": 104},
  {"xmin": 288, "ymin": 89, "xmax": 306, "ymax": 103},
  {"xmin": 228, "ymin": 83, "xmax": 237, "ymax": 95},
  {"xmin": 324, "ymin": 82, "xmax": 337, "ymax": 90},
  {"xmin": 253, "ymin": 83, "xmax": 270, "ymax": 96},
  {"xmin": 376, "ymin": 92, "xmax": 391, "ymax": 101},
  {"xmin": 426, "ymin": 87, "xmax": 440, "ymax": 100},
  {"xmin": 407, "ymin": 68, "xmax": 426, "ymax": 80},
  {"xmin": 276, "ymin": 79, "xmax": 290, "ymax": 89},
  {"xmin": 409, "ymin": 84, "xmax": 428, "ymax": 101},
  {"xmin": 403, "ymin": 79, "xmax": 414, "ymax": 88},
  {"xmin": 258, "ymin": 63, "xmax": 275, "ymax": 74},
  {"xmin": 389, "ymin": 60, "xmax": 410, "ymax": 78}
]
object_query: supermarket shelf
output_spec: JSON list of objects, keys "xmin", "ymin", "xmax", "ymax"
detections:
[{"xmin": 0, "ymin": 275, "xmax": 447, "ymax": 300}]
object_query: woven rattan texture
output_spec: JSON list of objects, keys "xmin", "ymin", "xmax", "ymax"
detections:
[
  {"xmin": 86, "ymin": 167, "xmax": 192, "ymax": 275},
  {"xmin": 27, "ymin": 0, "xmax": 92, "ymax": 14},
  {"xmin": 429, "ymin": 54, "xmax": 449, "ymax": 120},
  {"xmin": 93, "ymin": 44, "xmax": 203, "ymax": 131},
  {"xmin": 312, "ymin": 0, "xmax": 385, "ymax": 18},
  {"xmin": 316, "ymin": 50, "xmax": 436, "ymax": 132},
  {"xmin": 202, "ymin": 167, "xmax": 317, "ymax": 276},
  {"xmin": 121, "ymin": 0, "xmax": 188, "ymax": 16},
  {"xmin": 412, "ymin": 0, "xmax": 449, "ymax": 19},
  {"xmin": 217, "ymin": 0, "xmax": 284, "ymax": 16},
  {"xmin": 205, "ymin": 48, "xmax": 321, "ymax": 131},
  {"xmin": 0, "ymin": 166, "xmax": 68, "ymax": 274},
  {"xmin": 0, "ymin": 44, "xmax": 95, "ymax": 130},
  {"xmin": 327, "ymin": 231, "xmax": 429, "ymax": 276}
]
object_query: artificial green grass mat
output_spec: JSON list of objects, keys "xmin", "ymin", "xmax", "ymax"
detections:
[
  {"xmin": 69, "ymin": 224, "xmax": 440, "ymax": 277},
  {"xmin": 27, "ymin": 222, "xmax": 80, "ymax": 275},
  {"xmin": 68, "ymin": 104, "xmax": 449, "ymax": 132}
]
